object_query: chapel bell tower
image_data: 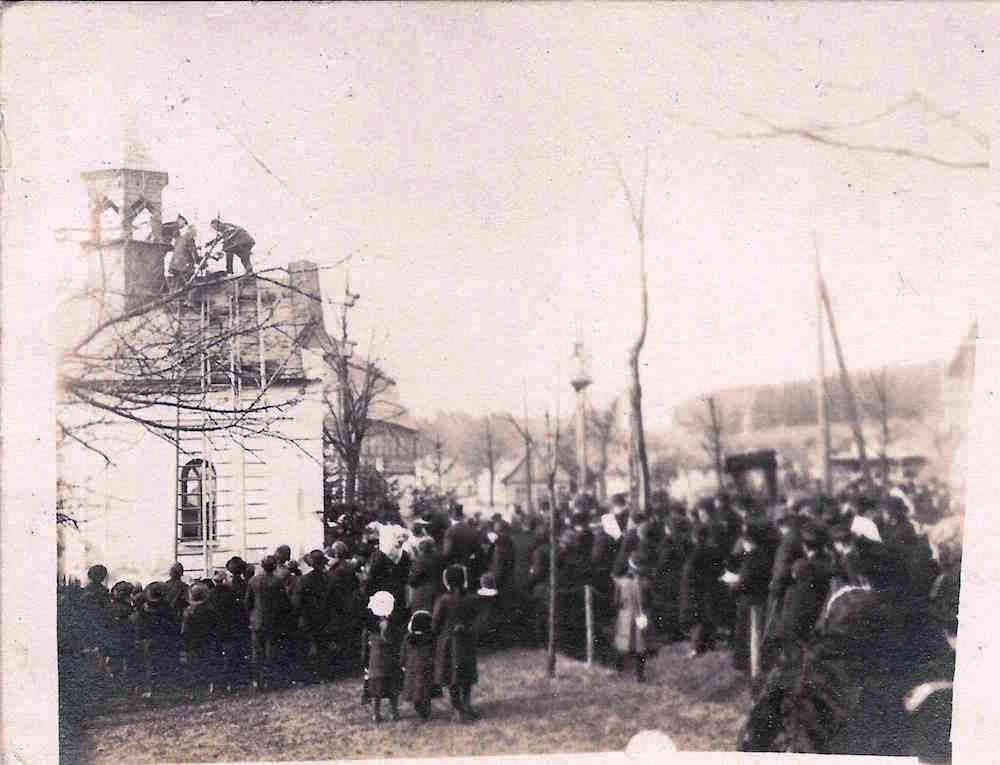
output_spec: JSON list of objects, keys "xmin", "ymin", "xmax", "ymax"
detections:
[{"xmin": 80, "ymin": 126, "xmax": 172, "ymax": 312}]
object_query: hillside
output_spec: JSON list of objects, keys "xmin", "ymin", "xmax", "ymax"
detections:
[{"xmin": 672, "ymin": 361, "xmax": 944, "ymax": 435}]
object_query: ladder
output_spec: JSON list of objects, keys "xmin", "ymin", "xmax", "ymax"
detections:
[{"xmin": 173, "ymin": 276, "xmax": 271, "ymax": 579}]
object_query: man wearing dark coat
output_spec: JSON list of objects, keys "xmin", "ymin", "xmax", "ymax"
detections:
[
  {"xmin": 442, "ymin": 504, "xmax": 485, "ymax": 584},
  {"xmin": 365, "ymin": 546, "xmax": 412, "ymax": 623},
  {"xmin": 209, "ymin": 570, "xmax": 243, "ymax": 691},
  {"xmin": 132, "ymin": 582, "xmax": 180, "ymax": 697},
  {"xmin": 681, "ymin": 522, "xmax": 725, "ymax": 656},
  {"xmin": 728, "ymin": 521, "xmax": 775, "ymax": 677},
  {"xmin": 163, "ymin": 563, "xmax": 190, "ymax": 623},
  {"xmin": 485, "ymin": 515, "xmax": 516, "ymax": 643},
  {"xmin": 209, "ymin": 218, "xmax": 255, "ymax": 275},
  {"xmin": 244, "ymin": 555, "xmax": 291, "ymax": 689},
  {"xmin": 326, "ymin": 542, "xmax": 361, "ymax": 669},
  {"xmin": 778, "ymin": 523, "xmax": 833, "ymax": 654},
  {"xmin": 654, "ymin": 514, "xmax": 691, "ymax": 641},
  {"xmin": 293, "ymin": 550, "xmax": 334, "ymax": 681}
]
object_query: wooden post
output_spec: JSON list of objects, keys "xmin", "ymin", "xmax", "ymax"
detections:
[
  {"xmin": 819, "ymin": 275, "xmax": 873, "ymax": 490},
  {"xmin": 585, "ymin": 584, "xmax": 595, "ymax": 668},
  {"xmin": 814, "ymin": 237, "xmax": 872, "ymax": 490},
  {"xmin": 813, "ymin": 239, "xmax": 832, "ymax": 495},
  {"xmin": 547, "ymin": 412, "xmax": 558, "ymax": 679},
  {"xmin": 749, "ymin": 603, "xmax": 762, "ymax": 681}
]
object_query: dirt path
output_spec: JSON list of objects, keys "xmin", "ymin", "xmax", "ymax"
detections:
[{"xmin": 77, "ymin": 643, "xmax": 749, "ymax": 763}]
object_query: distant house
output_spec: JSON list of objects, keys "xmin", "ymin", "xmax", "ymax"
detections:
[{"xmin": 500, "ymin": 452, "xmax": 572, "ymax": 508}]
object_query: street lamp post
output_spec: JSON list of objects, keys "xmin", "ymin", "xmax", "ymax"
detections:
[{"xmin": 570, "ymin": 340, "xmax": 592, "ymax": 495}]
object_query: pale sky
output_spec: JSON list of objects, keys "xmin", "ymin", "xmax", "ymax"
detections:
[{"xmin": 4, "ymin": 2, "xmax": 993, "ymax": 431}]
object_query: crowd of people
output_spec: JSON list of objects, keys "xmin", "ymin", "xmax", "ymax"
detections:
[{"xmin": 58, "ymin": 479, "xmax": 961, "ymax": 758}]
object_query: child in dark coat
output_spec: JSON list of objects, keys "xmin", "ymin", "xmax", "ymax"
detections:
[
  {"xmin": 104, "ymin": 581, "xmax": 136, "ymax": 684},
  {"xmin": 401, "ymin": 610, "xmax": 435, "ymax": 720},
  {"xmin": 365, "ymin": 591, "xmax": 402, "ymax": 724},
  {"xmin": 432, "ymin": 564, "xmax": 480, "ymax": 721}
]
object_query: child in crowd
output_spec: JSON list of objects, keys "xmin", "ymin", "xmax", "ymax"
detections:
[
  {"xmin": 366, "ymin": 591, "xmax": 401, "ymax": 724},
  {"xmin": 401, "ymin": 609, "xmax": 435, "ymax": 720},
  {"xmin": 433, "ymin": 564, "xmax": 480, "ymax": 721},
  {"xmin": 613, "ymin": 552, "xmax": 653, "ymax": 682},
  {"xmin": 105, "ymin": 581, "xmax": 136, "ymax": 684}
]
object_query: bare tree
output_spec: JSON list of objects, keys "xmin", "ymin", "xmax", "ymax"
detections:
[
  {"xmin": 465, "ymin": 415, "xmax": 507, "ymax": 508},
  {"xmin": 588, "ymin": 399, "xmax": 619, "ymax": 502},
  {"xmin": 321, "ymin": 277, "xmax": 404, "ymax": 505},
  {"xmin": 322, "ymin": 354, "xmax": 402, "ymax": 505},
  {"xmin": 611, "ymin": 145, "xmax": 652, "ymax": 512},
  {"xmin": 502, "ymin": 412, "xmax": 535, "ymax": 516},
  {"xmin": 422, "ymin": 428, "xmax": 457, "ymax": 491},
  {"xmin": 61, "ymin": 267, "xmax": 319, "ymax": 447},
  {"xmin": 58, "ymin": 259, "xmax": 333, "ymax": 526},
  {"xmin": 861, "ymin": 367, "xmax": 895, "ymax": 486},
  {"xmin": 683, "ymin": 395, "xmax": 732, "ymax": 493},
  {"xmin": 664, "ymin": 91, "xmax": 987, "ymax": 171}
]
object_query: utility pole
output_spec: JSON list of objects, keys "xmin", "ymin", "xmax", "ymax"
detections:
[
  {"xmin": 570, "ymin": 339, "xmax": 592, "ymax": 494},
  {"xmin": 545, "ymin": 409, "xmax": 560, "ymax": 678},
  {"xmin": 814, "ymin": 240, "xmax": 872, "ymax": 490},
  {"xmin": 339, "ymin": 274, "xmax": 360, "ymax": 503},
  {"xmin": 813, "ymin": 237, "xmax": 832, "ymax": 495}
]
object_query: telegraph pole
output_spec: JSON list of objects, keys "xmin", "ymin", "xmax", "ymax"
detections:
[
  {"xmin": 339, "ymin": 274, "xmax": 360, "ymax": 502},
  {"xmin": 813, "ymin": 239, "xmax": 872, "ymax": 490},
  {"xmin": 570, "ymin": 339, "xmax": 592, "ymax": 494},
  {"xmin": 813, "ymin": 237, "xmax": 832, "ymax": 494}
]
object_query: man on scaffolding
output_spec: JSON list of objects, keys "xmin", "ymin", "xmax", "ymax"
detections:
[
  {"xmin": 166, "ymin": 220, "xmax": 200, "ymax": 292},
  {"xmin": 209, "ymin": 217, "xmax": 256, "ymax": 275}
]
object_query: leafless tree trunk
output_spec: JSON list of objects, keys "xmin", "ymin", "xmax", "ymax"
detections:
[
  {"xmin": 589, "ymin": 399, "xmax": 618, "ymax": 502},
  {"xmin": 422, "ymin": 428, "xmax": 457, "ymax": 491},
  {"xmin": 323, "ymin": 286, "xmax": 404, "ymax": 506},
  {"xmin": 683, "ymin": 396, "xmax": 729, "ymax": 493},
  {"xmin": 466, "ymin": 415, "xmax": 504, "ymax": 508},
  {"xmin": 483, "ymin": 417, "xmax": 497, "ymax": 507},
  {"xmin": 611, "ymin": 145, "xmax": 652, "ymax": 513},
  {"xmin": 503, "ymin": 412, "xmax": 535, "ymax": 516}
]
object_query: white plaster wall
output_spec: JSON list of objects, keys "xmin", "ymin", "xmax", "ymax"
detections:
[{"xmin": 58, "ymin": 381, "xmax": 327, "ymax": 584}]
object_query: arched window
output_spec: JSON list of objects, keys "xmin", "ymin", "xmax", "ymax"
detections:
[{"xmin": 179, "ymin": 458, "xmax": 217, "ymax": 541}]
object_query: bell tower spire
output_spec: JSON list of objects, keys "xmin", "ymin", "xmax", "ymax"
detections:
[{"xmin": 80, "ymin": 111, "xmax": 171, "ymax": 313}]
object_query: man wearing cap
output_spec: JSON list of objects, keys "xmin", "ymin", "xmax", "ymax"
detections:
[
  {"xmin": 181, "ymin": 583, "xmax": 216, "ymax": 696},
  {"xmin": 133, "ymin": 581, "xmax": 180, "ymax": 698},
  {"xmin": 245, "ymin": 555, "xmax": 291, "ymax": 690},
  {"xmin": 293, "ymin": 550, "xmax": 334, "ymax": 681},
  {"xmin": 167, "ymin": 221, "xmax": 200, "ymax": 290},
  {"xmin": 209, "ymin": 218, "xmax": 255, "ymax": 275},
  {"xmin": 163, "ymin": 563, "xmax": 190, "ymax": 623},
  {"xmin": 159, "ymin": 212, "xmax": 186, "ymax": 242},
  {"xmin": 225, "ymin": 556, "xmax": 249, "ymax": 605}
]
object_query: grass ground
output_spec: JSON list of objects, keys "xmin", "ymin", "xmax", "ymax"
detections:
[{"xmin": 77, "ymin": 642, "xmax": 749, "ymax": 764}]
